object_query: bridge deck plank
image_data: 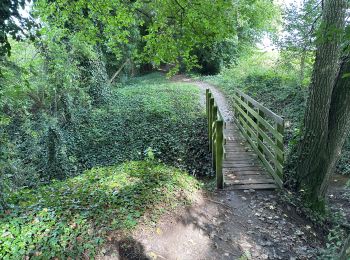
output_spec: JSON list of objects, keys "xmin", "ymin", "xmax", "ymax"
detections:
[{"xmin": 223, "ymin": 122, "xmax": 277, "ymax": 190}]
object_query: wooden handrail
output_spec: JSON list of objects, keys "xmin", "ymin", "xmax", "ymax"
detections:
[
  {"xmin": 234, "ymin": 89, "xmax": 283, "ymax": 125},
  {"xmin": 233, "ymin": 88, "xmax": 284, "ymax": 187},
  {"xmin": 206, "ymin": 87, "xmax": 284, "ymax": 188},
  {"xmin": 206, "ymin": 89, "xmax": 225, "ymax": 189}
]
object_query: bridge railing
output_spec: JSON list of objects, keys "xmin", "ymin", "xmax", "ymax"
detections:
[
  {"xmin": 232, "ymin": 89, "xmax": 284, "ymax": 187},
  {"xmin": 206, "ymin": 89, "xmax": 225, "ymax": 189}
]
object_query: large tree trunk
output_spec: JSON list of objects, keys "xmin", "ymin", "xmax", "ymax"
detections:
[
  {"xmin": 319, "ymin": 57, "xmax": 350, "ymax": 196},
  {"xmin": 339, "ymin": 234, "xmax": 350, "ymax": 260},
  {"xmin": 299, "ymin": 49, "xmax": 306, "ymax": 87},
  {"xmin": 0, "ymin": 187, "xmax": 6, "ymax": 210},
  {"xmin": 295, "ymin": 0, "xmax": 347, "ymax": 209}
]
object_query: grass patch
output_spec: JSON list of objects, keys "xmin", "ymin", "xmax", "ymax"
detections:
[{"xmin": 0, "ymin": 161, "xmax": 199, "ymax": 259}]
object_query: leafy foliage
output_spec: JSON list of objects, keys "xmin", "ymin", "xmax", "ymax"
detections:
[
  {"xmin": 30, "ymin": 0, "xmax": 279, "ymax": 75},
  {"xmin": 0, "ymin": 161, "xmax": 199, "ymax": 259},
  {"xmin": 67, "ymin": 73, "xmax": 211, "ymax": 176},
  {"xmin": 0, "ymin": 72, "xmax": 210, "ymax": 205},
  {"xmin": 0, "ymin": 0, "xmax": 35, "ymax": 57}
]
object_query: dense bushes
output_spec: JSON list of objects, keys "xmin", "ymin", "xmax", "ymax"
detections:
[
  {"xmin": 0, "ymin": 73, "xmax": 211, "ymax": 207},
  {"xmin": 66, "ymin": 73, "xmax": 211, "ymax": 176},
  {"xmin": 0, "ymin": 72, "xmax": 209, "ymax": 257}
]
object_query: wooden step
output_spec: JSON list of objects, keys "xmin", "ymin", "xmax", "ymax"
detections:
[
  {"xmin": 225, "ymin": 183, "xmax": 277, "ymax": 190},
  {"xmin": 224, "ymin": 145, "xmax": 252, "ymax": 153},
  {"xmin": 224, "ymin": 152, "xmax": 256, "ymax": 157},
  {"xmin": 224, "ymin": 170, "xmax": 264, "ymax": 175},
  {"xmin": 223, "ymin": 166, "xmax": 262, "ymax": 171},
  {"xmin": 223, "ymin": 157, "xmax": 257, "ymax": 162},
  {"xmin": 223, "ymin": 162, "xmax": 259, "ymax": 167},
  {"xmin": 220, "ymin": 120, "xmax": 279, "ymax": 190},
  {"xmin": 225, "ymin": 178, "xmax": 275, "ymax": 185}
]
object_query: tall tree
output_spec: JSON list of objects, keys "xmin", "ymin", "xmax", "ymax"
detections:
[
  {"xmin": 279, "ymin": 0, "xmax": 320, "ymax": 86},
  {"xmin": 294, "ymin": 0, "xmax": 349, "ymax": 210}
]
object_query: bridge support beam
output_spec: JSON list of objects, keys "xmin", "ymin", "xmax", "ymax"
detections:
[{"xmin": 216, "ymin": 120, "xmax": 224, "ymax": 189}]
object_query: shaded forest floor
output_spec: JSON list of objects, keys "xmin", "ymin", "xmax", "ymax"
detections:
[
  {"xmin": 99, "ymin": 189, "xmax": 324, "ymax": 259},
  {"xmin": 97, "ymin": 78, "xmax": 333, "ymax": 260}
]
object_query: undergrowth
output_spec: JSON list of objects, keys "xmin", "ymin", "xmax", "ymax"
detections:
[
  {"xmin": 68, "ymin": 73, "xmax": 211, "ymax": 176},
  {"xmin": 1, "ymin": 72, "xmax": 211, "ymax": 200},
  {"xmin": 0, "ymin": 73, "xmax": 209, "ymax": 258},
  {"xmin": 0, "ymin": 161, "xmax": 199, "ymax": 259}
]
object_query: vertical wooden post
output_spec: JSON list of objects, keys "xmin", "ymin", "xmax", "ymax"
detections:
[
  {"xmin": 206, "ymin": 90, "xmax": 210, "ymax": 151},
  {"xmin": 212, "ymin": 105, "xmax": 218, "ymax": 125},
  {"xmin": 206, "ymin": 89, "xmax": 209, "ymax": 117},
  {"xmin": 257, "ymin": 109, "xmax": 265, "ymax": 154},
  {"xmin": 234, "ymin": 90, "xmax": 239, "ymax": 120},
  {"xmin": 212, "ymin": 105, "xmax": 218, "ymax": 170},
  {"xmin": 208, "ymin": 97, "xmax": 214, "ymax": 151},
  {"xmin": 275, "ymin": 121, "xmax": 284, "ymax": 178},
  {"xmin": 247, "ymin": 101, "xmax": 254, "ymax": 138},
  {"xmin": 207, "ymin": 91, "xmax": 212, "ymax": 146},
  {"xmin": 216, "ymin": 120, "xmax": 224, "ymax": 189},
  {"xmin": 240, "ymin": 95, "xmax": 246, "ymax": 128}
]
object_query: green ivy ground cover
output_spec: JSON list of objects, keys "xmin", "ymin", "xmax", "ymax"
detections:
[
  {"xmin": 49, "ymin": 72, "xmax": 211, "ymax": 179},
  {"xmin": 0, "ymin": 161, "xmax": 199, "ymax": 259},
  {"xmin": 0, "ymin": 73, "xmax": 208, "ymax": 259}
]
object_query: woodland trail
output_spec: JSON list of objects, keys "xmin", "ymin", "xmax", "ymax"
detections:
[{"xmin": 98, "ymin": 78, "xmax": 323, "ymax": 260}]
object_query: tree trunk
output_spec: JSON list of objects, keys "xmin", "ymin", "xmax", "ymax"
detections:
[
  {"xmin": 0, "ymin": 187, "xmax": 6, "ymax": 210},
  {"xmin": 299, "ymin": 49, "xmax": 306, "ymax": 87},
  {"xmin": 319, "ymin": 57, "xmax": 350, "ymax": 196},
  {"xmin": 295, "ymin": 0, "xmax": 347, "ymax": 209},
  {"xmin": 339, "ymin": 234, "xmax": 350, "ymax": 260}
]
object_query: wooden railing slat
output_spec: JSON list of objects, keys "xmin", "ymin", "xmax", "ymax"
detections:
[
  {"xmin": 206, "ymin": 87, "xmax": 284, "ymax": 189},
  {"xmin": 233, "ymin": 88, "xmax": 284, "ymax": 186},
  {"xmin": 234, "ymin": 88, "xmax": 284, "ymax": 125},
  {"xmin": 233, "ymin": 94, "xmax": 283, "ymax": 142},
  {"xmin": 236, "ymin": 117, "xmax": 283, "ymax": 187}
]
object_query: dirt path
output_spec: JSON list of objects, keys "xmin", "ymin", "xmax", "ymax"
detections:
[
  {"xmin": 98, "ymin": 79, "xmax": 323, "ymax": 260},
  {"xmin": 176, "ymin": 77, "xmax": 234, "ymax": 122}
]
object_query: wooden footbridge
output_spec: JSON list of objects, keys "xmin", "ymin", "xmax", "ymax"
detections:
[{"xmin": 206, "ymin": 89, "xmax": 284, "ymax": 190}]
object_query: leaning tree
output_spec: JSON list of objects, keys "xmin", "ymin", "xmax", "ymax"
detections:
[{"xmin": 293, "ymin": 0, "xmax": 349, "ymax": 210}]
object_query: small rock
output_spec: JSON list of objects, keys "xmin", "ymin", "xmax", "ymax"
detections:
[{"xmin": 295, "ymin": 230, "xmax": 304, "ymax": 236}]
